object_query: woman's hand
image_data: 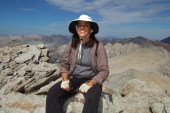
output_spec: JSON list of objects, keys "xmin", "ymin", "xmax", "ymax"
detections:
[
  {"xmin": 61, "ymin": 73, "xmax": 70, "ymax": 91},
  {"xmin": 78, "ymin": 80, "xmax": 97, "ymax": 93},
  {"xmin": 61, "ymin": 79, "xmax": 70, "ymax": 91}
]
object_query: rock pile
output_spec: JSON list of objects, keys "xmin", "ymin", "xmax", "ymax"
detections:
[{"xmin": 0, "ymin": 44, "xmax": 60, "ymax": 95}]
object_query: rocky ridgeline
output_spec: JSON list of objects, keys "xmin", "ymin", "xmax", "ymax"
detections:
[
  {"xmin": 105, "ymin": 42, "xmax": 142, "ymax": 59},
  {"xmin": 0, "ymin": 43, "xmax": 170, "ymax": 113}
]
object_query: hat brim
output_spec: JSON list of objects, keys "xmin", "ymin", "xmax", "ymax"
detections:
[{"xmin": 68, "ymin": 20, "xmax": 99, "ymax": 34}]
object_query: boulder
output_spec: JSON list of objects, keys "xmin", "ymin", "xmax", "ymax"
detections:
[
  {"xmin": 37, "ymin": 44, "xmax": 45, "ymax": 49},
  {"xmin": 0, "ymin": 92, "xmax": 115, "ymax": 113},
  {"xmin": 162, "ymin": 97, "xmax": 170, "ymax": 112},
  {"xmin": 0, "ymin": 92, "xmax": 46, "ymax": 113},
  {"xmin": 116, "ymin": 79, "xmax": 168, "ymax": 113},
  {"xmin": 14, "ymin": 45, "xmax": 41, "ymax": 64},
  {"xmin": 63, "ymin": 92, "xmax": 115, "ymax": 113}
]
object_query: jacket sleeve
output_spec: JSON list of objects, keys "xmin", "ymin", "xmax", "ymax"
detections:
[
  {"xmin": 60, "ymin": 42, "xmax": 72, "ymax": 75},
  {"xmin": 92, "ymin": 43, "xmax": 109, "ymax": 85}
]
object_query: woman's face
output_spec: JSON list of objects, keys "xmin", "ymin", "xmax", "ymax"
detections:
[{"xmin": 76, "ymin": 21, "xmax": 92, "ymax": 38}]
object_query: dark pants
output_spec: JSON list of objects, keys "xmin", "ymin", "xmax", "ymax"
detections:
[{"xmin": 46, "ymin": 77, "xmax": 102, "ymax": 113}]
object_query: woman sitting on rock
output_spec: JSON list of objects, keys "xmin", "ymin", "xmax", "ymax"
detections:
[{"xmin": 46, "ymin": 14, "xmax": 109, "ymax": 113}]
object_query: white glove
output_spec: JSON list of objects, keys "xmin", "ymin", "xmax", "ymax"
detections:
[
  {"xmin": 79, "ymin": 83, "xmax": 92, "ymax": 93},
  {"xmin": 61, "ymin": 80, "xmax": 70, "ymax": 89}
]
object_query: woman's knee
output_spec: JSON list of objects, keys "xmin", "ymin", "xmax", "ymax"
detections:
[
  {"xmin": 47, "ymin": 81, "xmax": 62, "ymax": 96},
  {"xmin": 85, "ymin": 85, "xmax": 102, "ymax": 100},
  {"xmin": 89, "ymin": 85, "xmax": 102, "ymax": 94}
]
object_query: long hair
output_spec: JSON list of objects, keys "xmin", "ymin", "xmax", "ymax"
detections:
[{"xmin": 71, "ymin": 32, "xmax": 99, "ymax": 48}]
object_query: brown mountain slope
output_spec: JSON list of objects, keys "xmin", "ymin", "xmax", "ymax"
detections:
[{"xmin": 105, "ymin": 45, "xmax": 170, "ymax": 95}]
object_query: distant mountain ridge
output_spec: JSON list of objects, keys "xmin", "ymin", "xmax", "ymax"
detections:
[
  {"xmin": 1, "ymin": 34, "xmax": 170, "ymax": 52},
  {"xmin": 99, "ymin": 36, "xmax": 170, "ymax": 52},
  {"xmin": 0, "ymin": 34, "xmax": 71, "ymax": 49},
  {"xmin": 161, "ymin": 37, "xmax": 170, "ymax": 44}
]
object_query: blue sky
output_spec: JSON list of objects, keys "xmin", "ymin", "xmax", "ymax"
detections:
[{"xmin": 0, "ymin": 0, "xmax": 170, "ymax": 40}]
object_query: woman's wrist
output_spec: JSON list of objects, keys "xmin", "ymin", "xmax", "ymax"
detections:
[
  {"xmin": 86, "ymin": 80, "xmax": 97, "ymax": 86},
  {"xmin": 91, "ymin": 80, "xmax": 97, "ymax": 85},
  {"xmin": 62, "ymin": 77, "xmax": 68, "ymax": 81},
  {"xmin": 61, "ymin": 73, "xmax": 69, "ymax": 81}
]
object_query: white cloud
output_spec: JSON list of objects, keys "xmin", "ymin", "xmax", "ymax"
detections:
[
  {"xmin": 46, "ymin": 0, "xmax": 85, "ymax": 12},
  {"xmin": 48, "ymin": 22, "xmax": 68, "ymax": 27},
  {"xmin": 97, "ymin": 0, "xmax": 170, "ymax": 25},
  {"xmin": 46, "ymin": 0, "xmax": 170, "ymax": 25},
  {"xmin": 21, "ymin": 8, "xmax": 36, "ymax": 11}
]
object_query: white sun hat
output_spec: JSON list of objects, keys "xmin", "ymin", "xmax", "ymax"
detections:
[{"xmin": 68, "ymin": 14, "xmax": 99, "ymax": 34}]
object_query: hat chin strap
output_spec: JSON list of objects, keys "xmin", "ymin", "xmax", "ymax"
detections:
[
  {"xmin": 79, "ymin": 30, "xmax": 93, "ymax": 40},
  {"xmin": 77, "ymin": 29, "xmax": 93, "ymax": 60},
  {"xmin": 75, "ymin": 25, "xmax": 93, "ymax": 41}
]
